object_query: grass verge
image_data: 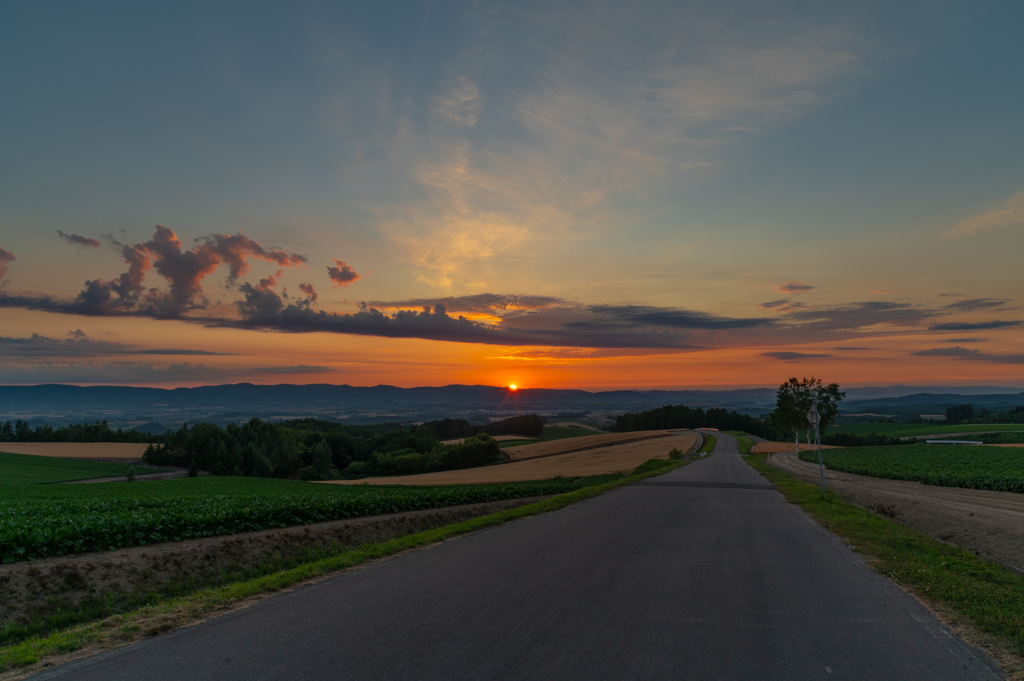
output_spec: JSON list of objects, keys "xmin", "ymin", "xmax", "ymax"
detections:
[
  {"xmin": 734, "ymin": 435, "xmax": 754, "ymax": 456},
  {"xmin": 744, "ymin": 453, "xmax": 1024, "ymax": 665},
  {"xmin": 697, "ymin": 434, "xmax": 717, "ymax": 455},
  {"xmin": 0, "ymin": 461, "xmax": 686, "ymax": 674}
]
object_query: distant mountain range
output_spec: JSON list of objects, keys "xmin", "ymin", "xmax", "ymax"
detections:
[{"xmin": 0, "ymin": 383, "xmax": 1021, "ymax": 432}]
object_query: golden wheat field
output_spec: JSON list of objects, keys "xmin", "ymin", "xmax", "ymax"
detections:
[
  {"xmin": 0, "ymin": 442, "xmax": 151, "ymax": 459},
  {"xmin": 504, "ymin": 430, "xmax": 681, "ymax": 461},
  {"xmin": 324, "ymin": 431, "xmax": 698, "ymax": 486}
]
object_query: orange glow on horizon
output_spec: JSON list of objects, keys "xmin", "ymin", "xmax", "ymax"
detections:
[{"xmin": 509, "ymin": 384, "xmax": 518, "ymax": 391}]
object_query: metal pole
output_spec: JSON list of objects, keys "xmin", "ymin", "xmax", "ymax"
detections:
[{"xmin": 817, "ymin": 422, "xmax": 824, "ymax": 495}]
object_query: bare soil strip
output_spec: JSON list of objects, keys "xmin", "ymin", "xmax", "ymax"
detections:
[
  {"xmin": 0, "ymin": 444, "xmax": 150, "ymax": 460},
  {"xmin": 326, "ymin": 431, "xmax": 699, "ymax": 486},
  {"xmin": 769, "ymin": 450, "xmax": 1024, "ymax": 575},
  {"xmin": 0, "ymin": 496, "xmax": 547, "ymax": 631}
]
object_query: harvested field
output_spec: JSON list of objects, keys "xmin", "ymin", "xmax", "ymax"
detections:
[
  {"xmin": 752, "ymin": 441, "xmax": 840, "ymax": 454},
  {"xmin": 768, "ymin": 450, "xmax": 1024, "ymax": 576},
  {"xmin": 0, "ymin": 443, "xmax": 150, "ymax": 460},
  {"xmin": 0, "ymin": 496, "xmax": 547, "ymax": 632},
  {"xmin": 327, "ymin": 431, "xmax": 699, "ymax": 486},
  {"xmin": 505, "ymin": 430, "xmax": 680, "ymax": 461},
  {"xmin": 440, "ymin": 435, "xmax": 535, "ymax": 445}
]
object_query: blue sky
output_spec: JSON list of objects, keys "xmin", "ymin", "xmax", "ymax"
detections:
[{"xmin": 1, "ymin": 1, "xmax": 1022, "ymax": 388}]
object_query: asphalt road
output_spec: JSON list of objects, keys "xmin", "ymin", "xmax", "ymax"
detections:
[{"xmin": 33, "ymin": 432, "xmax": 1001, "ymax": 680}]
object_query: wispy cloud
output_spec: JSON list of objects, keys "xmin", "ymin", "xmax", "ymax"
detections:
[
  {"xmin": 0, "ymin": 362, "xmax": 335, "ymax": 385},
  {"xmin": 0, "ymin": 333, "xmax": 236, "ymax": 359},
  {"xmin": 941, "ymin": 298, "xmax": 1012, "ymax": 312},
  {"xmin": 948, "ymin": 189, "xmax": 1024, "ymax": 238},
  {"xmin": 929, "ymin": 320, "xmax": 1022, "ymax": 332},
  {"xmin": 368, "ymin": 11, "xmax": 862, "ymax": 287},
  {"xmin": 911, "ymin": 346, "xmax": 1024, "ymax": 364},
  {"xmin": 56, "ymin": 230, "xmax": 101, "ymax": 248},
  {"xmin": 776, "ymin": 282, "xmax": 815, "ymax": 293},
  {"xmin": 763, "ymin": 351, "xmax": 832, "ymax": 360}
]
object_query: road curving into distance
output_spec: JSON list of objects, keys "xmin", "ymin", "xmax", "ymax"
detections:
[{"xmin": 31, "ymin": 432, "xmax": 1001, "ymax": 680}]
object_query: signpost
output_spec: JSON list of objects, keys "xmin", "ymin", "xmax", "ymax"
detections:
[{"xmin": 807, "ymin": 405, "xmax": 824, "ymax": 495}]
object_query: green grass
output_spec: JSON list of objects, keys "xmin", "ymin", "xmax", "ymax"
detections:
[
  {"xmin": 0, "ymin": 460, "xmax": 687, "ymax": 672},
  {"xmin": 0, "ymin": 452, "xmax": 163, "ymax": 486},
  {"xmin": 497, "ymin": 425, "xmax": 602, "ymax": 448},
  {"xmin": 746, "ymin": 453, "xmax": 1024, "ymax": 658},
  {"xmin": 0, "ymin": 475, "xmax": 617, "ymax": 564},
  {"xmin": 799, "ymin": 444, "xmax": 1024, "ymax": 493},
  {"xmin": 697, "ymin": 434, "xmax": 717, "ymax": 455},
  {"xmin": 829, "ymin": 422, "xmax": 1024, "ymax": 438},
  {"xmin": 734, "ymin": 436, "xmax": 754, "ymax": 456}
]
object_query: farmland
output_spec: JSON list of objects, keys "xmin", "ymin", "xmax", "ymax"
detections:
[
  {"xmin": 0, "ymin": 442, "xmax": 151, "ymax": 459},
  {"xmin": 0, "ymin": 475, "xmax": 613, "ymax": 564},
  {"xmin": 0, "ymin": 451, "xmax": 163, "ymax": 486},
  {"xmin": 496, "ymin": 425, "xmax": 602, "ymax": 448},
  {"xmin": 800, "ymin": 444, "xmax": 1024, "ymax": 493},
  {"xmin": 328, "ymin": 430, "xmax": 698, "ymax": 485},
  {"xmin": 828, "ymin": 422, "xmax": 1024, "ymax": 438}
]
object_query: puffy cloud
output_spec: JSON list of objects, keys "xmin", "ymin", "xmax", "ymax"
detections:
[
  {"xmin": 327, "ymin": 259, "xmax": 360, "ymax": 286},
  {"xmin": 56, "ymin": 230, "xmax": 101, "ymax": 248},
  {"xmin": 948, "ymin": 189, "xmax": 1024, "ymax": 238},
  {"xmin": 298, "ymin": 283, "xmax": 318, "ymax": 303},
  {"xmin": 0, "ymin": 247, "xmax": 14, "ymax": 282},
  {"xmin": 762, "ymin": 351, "xmax": 832, "ymax": 360},
  {"xmin": 0, "ymin": 226, "xmax": 306, "ymax": 318},
  {"xmin": 775, "ymin": 282, "xmax": 814, "ymax": 293}
]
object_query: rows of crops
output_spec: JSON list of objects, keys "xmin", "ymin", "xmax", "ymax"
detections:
[
  {"xmin": 828, "ymin": 422, "xmax": 1024, "ymax": 438},
  {"xmin": 0, "ymin": 475, "xmax": 614, "ymax": 563},
  {"xmin": 800, "ymin": 444, "xmax": 1024, "ymax": 493}
]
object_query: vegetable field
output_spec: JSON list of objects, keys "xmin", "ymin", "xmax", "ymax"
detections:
[
  {"xmin": 828, "ymin": 423, "xmax": 1024, "ymax": 438},
  {"xmin": 0, "ymin": 475, "xmax": 612, "ymax": 564},
  {"xmin": 800, "ymin": 444, "xmax": 1024, "ymax": 493}
]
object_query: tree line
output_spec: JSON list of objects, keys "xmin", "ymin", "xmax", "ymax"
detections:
[
  {"xmin": 0, "ymin": 420, "xmax": 151, "ymax": 443},
  {"xmin": 615, "ymin": 405, "xmax": 776, "ymax": 438},
  {"xmin": 141, "ymin": 414, "xmax": 541, "ymax": 480},
  {"xmin": 944, "ymin": 404, "xmax": 1024, "ymax": 425}
]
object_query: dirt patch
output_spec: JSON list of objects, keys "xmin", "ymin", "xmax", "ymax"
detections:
[
  {"xmin": 769, "ymin": 451, "xmax": 1024, "ymax": 574},
  {"xmin": 0, "ymin": 496, "xmax": 547, "ymax": 630},
  {"xmin": 0, "ymin": 443, "xmax": 150, "ymax": 459},
  {"xmin": 324, "ymin": 431, "xmax": 699, "ymax": 486}
]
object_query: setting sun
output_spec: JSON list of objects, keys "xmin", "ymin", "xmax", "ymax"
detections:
[{"xmin": 509, "ymin": 384, "xmax": 518, "ymax": 391}]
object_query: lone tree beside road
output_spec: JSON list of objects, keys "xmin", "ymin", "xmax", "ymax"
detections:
[{"xmin": 770, "ymin": 377, "xmax": 845, "ymax": 452}]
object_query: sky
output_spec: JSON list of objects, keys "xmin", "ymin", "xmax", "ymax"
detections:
[{"xmin": 1, "ymin": 0, "xmax": 1022, "ymax": 390}]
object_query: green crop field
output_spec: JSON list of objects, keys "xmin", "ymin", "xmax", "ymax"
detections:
[
  {"xmin": 0, "ymin": 452, "xmax": 163, "ymax": 486},
  {"xmin": 828, "ymin": 422, "xmax": 1024, "ymax": 438},
  {"xmin": 497, "ymin": 425, "xmax": 602, "ymax": 448},
  {"xmin": 800, "ymin": 444, "xmax": 1024, "ymax": 493},
  {"xmin": 935, "ymin": 432, "xmax": 1024, "ymax": 444},
  {"xmin": 0, "ymin": 474, "xmax": 617, "ymax": 564}
]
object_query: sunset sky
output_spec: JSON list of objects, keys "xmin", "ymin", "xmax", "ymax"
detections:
[{"xmin": 1, "ymin": 1, "xmax": 1022, "ymax": 390}]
